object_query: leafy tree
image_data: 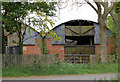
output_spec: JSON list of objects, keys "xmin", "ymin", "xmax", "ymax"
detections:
[
  {"xmin": 115, "ymin": 2, "xmax": 120, "ymax": 63},
  {"xmin": 107, "ymin": 16, "xmax": 118, "ymax": 56},
  {"xmin": 84, "ymin": 1, "xmax": 116, "ymax": 63},
  {"xmin": 2, "ymin": 2, "xmax": 57, "ymax": 54},
  {"xmin": 110, "ymin": 2, "xmax": 120, "ymax": 62},
  {"xmin": 2, "ymin": 2, "xmax": 29, "ymax": 54}
]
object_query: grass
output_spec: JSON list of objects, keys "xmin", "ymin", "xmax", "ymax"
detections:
[{"xmin": 2, "ymin": 63, "xmax": 118, "ymax": 77}]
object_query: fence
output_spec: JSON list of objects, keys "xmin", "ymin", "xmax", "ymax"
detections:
[
  {"xmin": 2, "ymin": 54, "xmax": 116, "ymax": 68},
  {"xmin": 59, "ymin": 54, "xmax": 116, "ymax": 67},
  {"xmin": 90, "ymin": 55, "xmax": 116, "ymax": 66},
  {"xmin": 2, "ymin": 54, "xmax": 57, "ymax": 67}
]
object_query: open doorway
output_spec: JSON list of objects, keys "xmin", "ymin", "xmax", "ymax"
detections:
[{"xmin": 65, "ymin": 36, "xmax": 94, "ymax": 46}]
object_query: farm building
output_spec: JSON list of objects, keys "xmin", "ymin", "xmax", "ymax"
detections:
[{"xmin": 23, "ymin": 19, "xmax": 115, "ymax": 56}]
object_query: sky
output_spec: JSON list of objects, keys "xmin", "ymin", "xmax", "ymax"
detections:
[
  {"xmin": 27, "ymin": 1, "xmax": 98, "ymax": 30},
  {"xmin": 53, "ymin": 1, "xmax": 98, "ymax": 27}
]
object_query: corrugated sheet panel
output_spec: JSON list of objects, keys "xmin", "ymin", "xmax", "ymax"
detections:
[
  {"xmin": 23, "ymin": 27, "xmax": 36, "ymax": 45},
  {"xmin": 94, "ymin": 23, "xmax": 113, "ymax": 44},
  {"xmin": 94, "ymin": 23, "xmax": 100, "ymax": 44},
  {"xmin": 52, "ymin": 35, "xmax": 65, "ymax": 44},
  {"xmin": 52, "ymin": 24, "xmax": 65, "ymax": 44},
  {"xmin": 35, "ymin": 32, "xmax": 42, "ymax": 39},
  {"xmin": 53, "ymin": 24, "xmax": 65, "ymax": 36}
]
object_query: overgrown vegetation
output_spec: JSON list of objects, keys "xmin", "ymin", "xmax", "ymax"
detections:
[
  {"xmin": 2, "ymin": 63, "xmax": 118, "ymax": 77},
  {"xmin": 54, "ymin": 53, "xmax": 60, "ymax": 67}
]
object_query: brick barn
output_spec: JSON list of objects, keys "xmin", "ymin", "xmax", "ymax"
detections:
[{"xmin": 23, "ymin": 19, "xmax": 115, "ymax": 56}]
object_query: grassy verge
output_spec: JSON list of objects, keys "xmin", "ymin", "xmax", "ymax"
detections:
[{"xmin": 2, "ymin": 63, "xmax": 118, "ymax": 77}]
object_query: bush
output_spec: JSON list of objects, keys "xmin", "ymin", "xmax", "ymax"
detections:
[{"xmin": 54, "ymin": 53, "xmax": 60, "ymax": 67}]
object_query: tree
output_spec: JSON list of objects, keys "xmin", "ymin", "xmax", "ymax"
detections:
[
  {"xmin": 84, "ymin": 0, "xmax": 116, "ymax": 63},
  {"xmin": 110, "ymin": 2, "xmax": 120, "ymax": 62},
  {"xmin": 107, "ymin": 16, "xmax": 118, "ymax": 57},
  {"xmin": 31, "ymin": 10, "xmax": 61, "ymax": 55},
  {"xmin": 0, "ymin": 2, "xmax": 2, "ymax": 54},
  {"xmin": 2, "ymin": 2, "xmax": 57, "ymax": 54},
  {"xmin": 57, "ymin": 0, "xmax": 115, "ymax": 63}
]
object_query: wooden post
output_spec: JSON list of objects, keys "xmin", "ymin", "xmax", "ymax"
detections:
[
  {"xmin": 90, "ymin": 55, "xmax": 93, "ymax": 66},
  {"xmin": 90, "ymin": 38, "xmax": 92, "ymax": 45}
]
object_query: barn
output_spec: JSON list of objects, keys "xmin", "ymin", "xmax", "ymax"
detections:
[{"xmin": 23, "ymin": 19, "xmax": 115, "ymax": 56}]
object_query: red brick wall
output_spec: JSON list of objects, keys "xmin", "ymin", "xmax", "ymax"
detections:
[
  {"xmin": 23, "ymin": 38, "xmax": 64, "ymax": 55},
  {"xmin": 95, "ymin": 44, "xmax": 101, "ymax": 55},
  {"xmin": 95, "ymin": 37, "xmax": 115, "ymax": 55},
  {"xmin": 23, "ymin": 37, "xmax": 115, "ymax": 56},
  {"xmin": 107, "ymin": 38, "xmax": 115, "ymax": 55},
  {"xmin": 23, "ymin": 39, "xmax": 42, "ymax": 55},
  {"xmin": 46, "ymin": 38, "xmax": 64, "ymax": 55}
]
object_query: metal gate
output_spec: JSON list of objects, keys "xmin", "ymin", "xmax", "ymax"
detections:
[{"xmin": 59, "ymin": 54, "xmax": 90, "ymax": 67}]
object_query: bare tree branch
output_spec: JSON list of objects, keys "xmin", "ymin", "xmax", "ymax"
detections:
[
  {"xmin": 103, "ymin": 2, "xmax": 108, "ymax": 19},
  {"xmin": 85, "ymin": 0, "xmax": 98, "ymax": 14},
  {"xmin": 57, "ymin": 0, "xmax": 68, "ymax": 10},
  {"xmin": 106, "ymin": 2, "xmax": 116, "ymax": 17},
  {"xmin": 110, "ymin": 11, "xmax": 117, "ymax": 23},
  {"xmin": 95, "ymin": 2, "xmax": 102, "ymax": 16}
]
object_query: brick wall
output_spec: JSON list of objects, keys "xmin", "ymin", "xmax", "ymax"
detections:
[
  {"xmin": 95, "ymin": 44, "xmax": 101, "ymax": 55},
  {"xmin": 45, "ymin": 38, "xmax": 64, "ymax": 55},
  {"xmin": 23, "ymin": 38, "xmax": 64, "ymax": 55},
  {"xmin": 95, "ymin": 37, "xmax": 115, "ymax": 55},
  {"xmin": 23, "ymin": 39, "xmax": 42, "ymax": 55},
  {"xmin": 23, "ymin": 37, "xmax": 115, "ymax": 56},
  {"xmin": 107, "ymin": 38, "xmax": 115, "ymax": 55}
]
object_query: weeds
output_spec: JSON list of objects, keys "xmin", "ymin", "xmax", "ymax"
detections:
[{"xmin": 2, "ymin": 63, "xmax": 118, "ymax": 77}]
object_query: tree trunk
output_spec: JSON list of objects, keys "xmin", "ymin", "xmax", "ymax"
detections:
[
  {"xmin": 118, "ymin": 28, "xmax": 120, "ymax": 62},
  {"xmin": 42, "ymin": 38, "xmax": 45, "ymax": 55},
  {"xmin": 2, "ymin": 27, "xmax": 6, "ymax": 54},
  {"xmin": 0, "ymin": 2, "xmax": 6, "ymax": 54},
  {"xmin": 18, "ymin": 31, "xmax": 23, "ymax": 54},
  {"xmin": 99, "ymin": 22, "xmax": 108, "ymax": 63},
  {"xmin": 0, "ymin": 1, "xmax": 2, "ymax": 54},
  {"xmin": 19, "ymin": 43, "xmax": 23, "ymax": 54}
]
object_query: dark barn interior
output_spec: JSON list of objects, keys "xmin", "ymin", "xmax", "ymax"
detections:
[
  {"xmin": 65, "ymin": 36, "xmax": 94, "ymax": 45},
  {"xmin": 65, "ymin": 20, "xmax": 95, "ymax": 55},
  {"xmin": 64, "ymin": 20, "xmax": 96, "ymax": 63}
]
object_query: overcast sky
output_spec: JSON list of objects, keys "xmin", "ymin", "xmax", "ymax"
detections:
[
  {"xmin": 28, "ymin": 1, "xmax": 98, "ymax": 30},
  {"xmin": 53, "ymin": 1, "xmax": 98, "ymax": 27}
]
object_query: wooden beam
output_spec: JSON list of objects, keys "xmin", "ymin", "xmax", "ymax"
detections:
[{"xmin": 65, "ymin": 27, "xmax": 80, "ymax": 35}]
